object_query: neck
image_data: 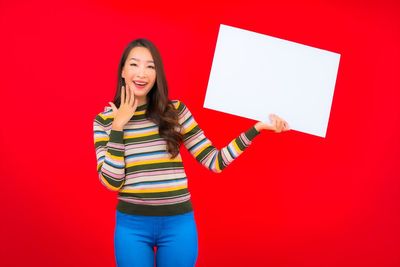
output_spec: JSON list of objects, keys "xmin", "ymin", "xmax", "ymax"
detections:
[{"xmin": 136, "ymin": 96, "xmax": 147, "ymax": 106}]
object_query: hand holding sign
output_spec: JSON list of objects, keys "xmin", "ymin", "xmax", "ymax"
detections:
[{"xmin": 255, "ymin": 114, "xmax": 290, "ymax": 133}]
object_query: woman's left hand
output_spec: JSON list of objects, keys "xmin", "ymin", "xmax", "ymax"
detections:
[{"xmin": 255, "ymin": 114, "xmax": 290, "ymax": 133}]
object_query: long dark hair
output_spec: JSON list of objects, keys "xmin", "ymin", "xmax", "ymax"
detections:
[{"xmin": 113, "ymin": 38, "xmax": 183, "ymax": 158}]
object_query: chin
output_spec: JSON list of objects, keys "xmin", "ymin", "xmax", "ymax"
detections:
[{"xmin": 134, "ymin": 89, "xmax": 150, "ymax": 96}]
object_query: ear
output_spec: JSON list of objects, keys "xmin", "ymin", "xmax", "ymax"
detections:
[{"xmin": 121, "ymin": 68, "xmax": 125, "ymax": 79}]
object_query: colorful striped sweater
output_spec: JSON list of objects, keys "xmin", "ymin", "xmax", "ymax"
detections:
[{"xmin": 93, "ymin": 100, "xmax": 260, "ymax": 216}]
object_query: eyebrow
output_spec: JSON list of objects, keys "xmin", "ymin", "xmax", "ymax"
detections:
[{"xmin": 129, "ymin": 57, "xmax": 154, "ymax": 64}]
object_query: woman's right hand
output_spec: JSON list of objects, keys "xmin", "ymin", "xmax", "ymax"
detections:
[{"xmin": 109, "ymin": 84, "xmax": 139, "ymax": 131}]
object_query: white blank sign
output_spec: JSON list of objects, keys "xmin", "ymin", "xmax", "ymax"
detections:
[{"xmin": 204, "ymin": 24, "xmax": 341, "ymax": 138}]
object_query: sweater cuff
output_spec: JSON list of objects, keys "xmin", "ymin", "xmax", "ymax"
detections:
[
  {"xmin": 244, "ymin": 126, "xmax": 261, "ymax": 141},
  {"xmin": 109, "ymin": 130, "xmax": 124, "ymax": 144}
]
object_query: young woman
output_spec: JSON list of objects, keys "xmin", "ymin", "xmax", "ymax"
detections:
[{"xmin": 93, "ymin": 38, "xmax": 289, "ymax": 267}]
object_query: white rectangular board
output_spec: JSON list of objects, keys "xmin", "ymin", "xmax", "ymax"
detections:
[{"xmin": 204, "ymin": 24, "xmax": 341, "ymax": 138}]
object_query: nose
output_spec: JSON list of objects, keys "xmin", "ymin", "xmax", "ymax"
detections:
[{"xmin": 136, "ymin": 66, "xmax": 146, "ymax": 78}]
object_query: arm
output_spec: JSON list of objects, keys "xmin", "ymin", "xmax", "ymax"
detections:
[
  {"xmin": 175, "ymin": 101, "xmax": 260, "ymax": 173},
  {"xmin": 93, "ymin": 110, "xmax": 126, "ymax": 191}
]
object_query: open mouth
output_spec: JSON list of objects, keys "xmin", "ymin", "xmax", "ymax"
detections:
[{"xmin": 133, "ymin": 81, "xmax": 148, "ymax": 89}]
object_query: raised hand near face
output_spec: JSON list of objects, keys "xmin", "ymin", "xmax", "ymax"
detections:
[{"xmin": 109, "ymin": 84, "xmax": 139, "ymax": 131}]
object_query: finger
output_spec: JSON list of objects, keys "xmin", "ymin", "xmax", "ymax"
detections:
[
  {"xmin": 129, "ymin": 84, "xmax": 135, "ymax": 106},
  {"xmin": 109, "ymin": 102, "xmax": 117, "ymax": 112},
  {"xmin": 283, "ymin": 121, "xmax": 290, "ymax": 131},
  {"xmin": 109, "ymin": 102, "xmax": 117, "ymax": 117},
  {"xmin": 276, "ymin": 123, "xmax": 281, "ymax": 133},
  {"xmin": 125, "ymin": 83, "xmax": 131, "ymax": 104},
  {"xmin": 120, "ymin": 86, "xmax": 125, "ymax": 106},
  {"xmin": 273, "ymin": 117, "xmax": 279, "ymax": 132},
  {"xmin": 282, "ymin": 121, "xmax": 288, "ymax": 131},
  {"xmin": 276, "ymin": 118, "xmax": 283, "ymax": 133},
  {"xmin": 278, "ymin": 119, "xmax": 283, "ymax": 132},
  {"xmin": 269, "ymin": 114, "xmax": 276, "ymax": 129}
]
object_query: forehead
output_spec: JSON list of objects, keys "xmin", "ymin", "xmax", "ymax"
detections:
[{"xmin": 127, "ymin": 46, "xmax": 154, "ymax": 62}]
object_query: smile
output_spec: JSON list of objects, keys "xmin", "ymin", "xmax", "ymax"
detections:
[{"xmin": 133, "ymin": 81, "xmax": 148, "ymax": 89}]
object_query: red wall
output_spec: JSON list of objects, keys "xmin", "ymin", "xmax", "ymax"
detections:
[{"xmin": 1, "ymin": 0, "xmax": 399, "ymax": 266}]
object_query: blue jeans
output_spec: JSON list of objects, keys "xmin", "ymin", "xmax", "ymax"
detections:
[{"xmin": 114, "ymin": 210, "xmax": 198, "ymax": 267}]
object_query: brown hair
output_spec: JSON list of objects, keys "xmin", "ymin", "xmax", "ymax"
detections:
[{"xmin": 113, "ymin": 38, "xmax": 183, "ymax": 158}]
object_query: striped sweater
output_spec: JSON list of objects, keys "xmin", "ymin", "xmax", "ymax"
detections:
[{"xmin": 93, "ymin": 100, "xmax": 260, "ymax": 216}]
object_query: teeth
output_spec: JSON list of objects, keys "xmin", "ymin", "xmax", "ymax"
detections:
[{"xmin": 134, "ymin": 81, "xmax": 146, "ymax": 86}]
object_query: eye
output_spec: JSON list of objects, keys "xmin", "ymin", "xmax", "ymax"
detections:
[
  {"xmin": 129, "ymin": 63, "xmax": 138, "ymax": 66},
  {"xmin": 148, "ymin": 65, "xmax": 155, "ymax": 69}
]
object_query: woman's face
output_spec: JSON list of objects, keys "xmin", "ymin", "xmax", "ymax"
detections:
[{"xmin": 121, "ymin": 46, "xmax": 156, "ymax": 102}]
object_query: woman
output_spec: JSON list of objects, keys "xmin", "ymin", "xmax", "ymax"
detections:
[{"xmin": 93, "ymin": 38, "xmax": 289, "ymax": 267}]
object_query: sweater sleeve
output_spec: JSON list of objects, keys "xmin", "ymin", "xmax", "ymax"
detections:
[
  {"xmin": 174, "ymin": 100, "xmax": 260, "ymax": 173},
  {"xmin": 93, "ymin": 108, "xmax": 126, "ymax": 191}
]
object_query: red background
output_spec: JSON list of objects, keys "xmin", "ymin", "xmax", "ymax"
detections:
[{"xmin": 1, "ymin": 0, "xmax": 399, "ymax": 266}]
